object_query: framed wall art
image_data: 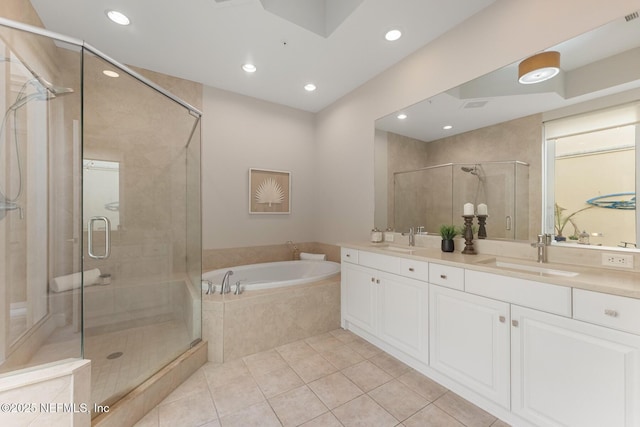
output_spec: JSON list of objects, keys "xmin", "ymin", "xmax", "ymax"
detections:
[{"xmin": 249, "ymin": 168, "xmax": 291, "ymax": 214}]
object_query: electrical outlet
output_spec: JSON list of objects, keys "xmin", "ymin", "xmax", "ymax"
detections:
[{"xmin": 601, "ymin": 253, "xmax": 634, "ymax": 269}]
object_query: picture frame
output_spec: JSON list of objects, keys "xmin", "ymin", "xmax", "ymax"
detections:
[{"xmin": 249, "ymin": 168, "xmax": 291, "ymax": 214}]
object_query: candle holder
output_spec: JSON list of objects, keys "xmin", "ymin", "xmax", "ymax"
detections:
[
  {"xmin": 477, "ymin": 215, "xmax": 488, "ymax": 239},
  {"xmin": 461, "ymin": 215, "xmax": 476, "ymax": 255}
]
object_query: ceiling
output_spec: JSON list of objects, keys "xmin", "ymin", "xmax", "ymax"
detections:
[
  {"xmin": 375, "ymin": 13, "xmax": 640, "ymax": 142},
  {"xmin": 28, "ymin": 0, "xmax": 496, "ymax": 113}
]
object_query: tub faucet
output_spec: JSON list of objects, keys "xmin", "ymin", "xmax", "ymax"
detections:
[
  {"xmin": 203, "ymin": 279, "xmax": 214, "ymax": 295},
  {"xmin": 531, "ymin": 234, "xmax": 551, "ymax": 263},
  {"xmin": 220, "ymin": 270, "xmax": 234, "ymax": 294},
  {"xmin": 234, "ymin": 281, "xmax": 242, "ymax": 295}
]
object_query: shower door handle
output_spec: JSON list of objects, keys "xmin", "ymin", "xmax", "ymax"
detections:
[
  {"xmin": 88, "ymin": 216, "xmax": 111, "ymax": 259},
  {"xmin": 505, "ymin": 216, "xmax": 512, "ymax": 231}
]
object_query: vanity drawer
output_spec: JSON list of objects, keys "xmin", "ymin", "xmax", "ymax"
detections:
[
  {"xmin": 358, "ymin": 251, "xmax": 400, "ymax": 274},
  {"xmin": 465, "ymin": 270, "xmax": 571, "ymax": 317},
  {"xmin": 341, "ymin": 248, "xmax": 359, "ymax": 264},
  {"xmin": 429, "ymin": 263, "xmax": 464, "ymax": 290},
  {"xmin": 573, "ymin": 289, "xmax": 640, "ymax": 335},
  {"xmin": 399, "ymin": 258, "xmax": 429, "ymax": 281}
]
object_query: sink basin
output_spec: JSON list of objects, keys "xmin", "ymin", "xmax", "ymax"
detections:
[
  {"xmin": 477, "ymin": 258, "xmax": 579, "ymax": 278},
  {"xmin": 377, "ymin": 245, "xmax": 415, "ymax": 254}
]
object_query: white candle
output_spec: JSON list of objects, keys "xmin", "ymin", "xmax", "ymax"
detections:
[
  {"xmin": 463, "ymin": 203, "xmax": 474, "ymax": 216},
  {"xmin": 477, "ymin": 203, "xmax": 488, "ymax": 215}
]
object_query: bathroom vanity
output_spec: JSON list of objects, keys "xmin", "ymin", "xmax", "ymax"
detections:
[{"xmin": 340, "ymin": 243, "xmax": 640, "ymax": 427}]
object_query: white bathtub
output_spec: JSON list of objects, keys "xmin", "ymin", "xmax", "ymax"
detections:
[{"xmin": 202, "ymin": 260, "xmax": 340, "ymax": 292}]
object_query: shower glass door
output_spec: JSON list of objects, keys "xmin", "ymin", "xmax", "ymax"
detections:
[{"xmin": 82, "ymin": 50, "xmax": 202, "ymax": 409}]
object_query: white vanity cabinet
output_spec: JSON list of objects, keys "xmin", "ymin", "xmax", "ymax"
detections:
[
  {"xmin": 340, "ymin": 248, "xmax": 429, "ymax": 362},
  {"xmin": 341, "ymin": 262, "xmax": 377, "ymax": 335},
  {"xmin": 429, "ymin": 284, "xmax": 511, "ymax": 408},
  {"xmin": 511, "ymin": 305, "xmax": 640, "ymax": 427}
]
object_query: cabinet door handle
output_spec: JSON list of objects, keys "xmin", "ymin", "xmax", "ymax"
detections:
[
  {"xmin": 408, "ymin": 267, "xmax": 415, "ymax": 272},
  {"xmin": 376, "ymin": 279, "xmax": 380, "ymax": 284},
  {"xmin": 440, "ymin": 274, "xmax": 447, "ymax": 279},
  {"xmin": 512, "ymin": 320, "xmax": 519, "ymax": 327},
  {"xmin": 346, "ymin": 254, "xmax": 351, "ymax": 258},
  {"xmin": 604, "ymin": 309, "xmax": 618, "ymax": 317},
  {"xmin": 371, "ymin": 277, "xmax": 375, "ymax": 283},
  {"xmin": 499, "ymin": 316, "xmax": 506, "ymax": 323}
]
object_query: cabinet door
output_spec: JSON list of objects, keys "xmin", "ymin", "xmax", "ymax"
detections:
[
  {"xmin": 341, "ymin": 263, "xmax": 376, "ymax": 334},
  {"xmin": 512, "ymin": 305, "xmax": 640, "ymax": 427},
  {"xmin": 429, "ymin": 284, "xmax": 510, "ymax": 408},
  {"xmin": 377, "ymin": 272, "xmax": 428, "ymax": 361}
]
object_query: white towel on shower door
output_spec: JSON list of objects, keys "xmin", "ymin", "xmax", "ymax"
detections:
[{"xmin": 50, "ymin": 268, "xmax": 101, "ymax": 293}]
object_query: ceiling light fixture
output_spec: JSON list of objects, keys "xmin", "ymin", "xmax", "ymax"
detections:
[
  {"xmin": 304, "ymin": 83, "xmax": 316, "ymax": 92},
  {"xmin": 397, "ymin": 113, "xmax": 407, "ymax": 120},
  {"xmin": 242, "ymin": 63, "xmax": 257, "ymax": 73},
  {"xmin": 106, "ymin": 10, "xmax": 130, "ymax": 26},
  {"xmin": 103, "ymin": 70, "xmax": 119, "ymax": 78},
  {"xmin": 385, "ymin": 29, "xmax": 402, "ymax": 41},
  {"xmin": 518, "ymin": 51, "xmax": 560, "ymax": 84},
  {"xmin": 443, "ymin": 125, "xmax": 453, "ymax": 130}
]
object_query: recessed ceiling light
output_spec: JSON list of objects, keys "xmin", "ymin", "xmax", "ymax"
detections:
[
  {"xmin": 443, "ymin": 125, "xmax": 453, "ymax": 130},
  {"xmin": 106, "ymin": 10, "xmax": 130, "ymax": 26},
  {"xmin": 304, "ymin": 83, "xmax": 317, "ymax": 92},
  {"xmin": 397, "ymin": 113, "xmax": 407, "ymax": 120},
  {"xmin": 242, "ymin": 63, "xmax": 257, "ymax": 73},
  {"xmin": 103, "ymin": 70, "xmax": 119, "ymax": 78},
  {"xmin": 385, "ymin": 29, "xmax": 402, "ymax": 41}
]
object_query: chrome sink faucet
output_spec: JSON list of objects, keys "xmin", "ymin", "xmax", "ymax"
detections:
[{"xmin": 531, "ymin": 234, "xmax": 552, "ymax": 263}]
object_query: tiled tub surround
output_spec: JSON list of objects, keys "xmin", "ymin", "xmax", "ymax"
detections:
[
  {"xmin": 203, "ymin": 276, "xmax": 341, "ymax": 363},
  {"xmin": 203, "ymin": 242, "xmax": 340, "ymax": 271},
  {"xmin": 340, "ymin": 239, "xmax": 640, "ymax": 427}
]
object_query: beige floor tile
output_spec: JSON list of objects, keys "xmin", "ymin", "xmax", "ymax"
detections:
[
  {"xmin": 368, "ymin": 379, "xmax": 429, "ymax": 422},
  {"xmin": 209, "ymin": 373, "xmax": 265, "ymax": 418},
  {"xmin": 491, "ymin": 420, "xmax": 511, "ymax": 427},
  {"xmin": 160, "ymin": 368, "xmax": 208, "ymax": 405},
  {"xmin": 300, "ymin": 411, "xmax": 343, "ymax": 427},
  {"xmin": 268, "ymin": 385, "xmax": 328, "ymax": 427},
  {"xmin": 157, "ymin": 392, "xmax": 217, "ymax": 427},
  {"xmin": 252, "ymin": 365, "xmax": 304, "ymax": 398},
  {"xmin": 320, "ymin": 344, "xmax": 365, "ymax": 370},
  {"xmin": 133, "ymin": 407, "xmax": 158, "ymax": 427},
  {"xmin": 397, "ymin": 369, "xmax": 448, "ymax": 402},
  {"xmin": 276, "ymin": 340, "xmax": 318, "ymax": 363},
  {"xmin": 242, "ymin": 349, "xmax": 288, "ymax": 376},
  {"xmin": 305, "ymin": 333, "xmax": 345, "ymax": 353},
  {"xmin": 332, "ymin": 394, "xmax": 398, "ymax": 427},
  {"xmin": 346, "ymin": 337, "xmax": 383, "ymax": 359},
  {"xmin": 369, "ymin": 352, "xmax": 411, "ymax": 378},
  {"xmin": 288, "ymin": 353, "xmax": 337, "ymax": 383},
  {"xmin": 202, "ymin": 359, "xmax": 250, "ymax": 389},
  {"xmin": 308, "ymin": 372, "xmax": 363, "ymax": 409},
  {"xmin": 433, "ymin": 392, "xmax": 497, "ymax": 427},
  {"xmin": 329, "ymin": 328, "xmax": 359, "ymax": 344},
  {"xmin": 219, "ymin": 401, "xmax": 281, "ymax": 427},
  {"xmin": 342, "ymin": 360, "xmax": 393, "ymax": 392},
  {"xmin": 403, "ymin": 404, "xmax": 465, "ymax": 427}
]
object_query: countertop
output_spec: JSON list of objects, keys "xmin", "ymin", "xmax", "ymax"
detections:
[{"xmin": 340, "ymin": 242, "xmax": 640, "ymax": 299}]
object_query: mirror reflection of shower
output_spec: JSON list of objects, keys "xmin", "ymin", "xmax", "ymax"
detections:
[
  {"xmin": 0, "ymin": 56, "xmax": 74, "ymax": 220},
  {"xmin": 460, "ymin": 164, "xmax": 486, "ymax": 207}
]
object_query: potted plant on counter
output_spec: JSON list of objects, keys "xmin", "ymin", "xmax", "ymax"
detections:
[{"xmin": 439, "ymin": 224, "xmax": 459, "ymax": 252}]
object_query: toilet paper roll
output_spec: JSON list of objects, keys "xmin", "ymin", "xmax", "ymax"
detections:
[{"xmin": 50, "ymin": 268, "xmax": 101, "ymax": 293}]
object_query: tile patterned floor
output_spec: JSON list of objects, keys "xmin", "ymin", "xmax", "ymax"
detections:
[{"xmin": 135, "ymin": 329, "xmax": 511, "ymax": 427}]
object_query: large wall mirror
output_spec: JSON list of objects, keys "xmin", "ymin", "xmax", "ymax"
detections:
[{"xmin": 374, "ymin": 13, "xmax": 640, "ymax": 251}]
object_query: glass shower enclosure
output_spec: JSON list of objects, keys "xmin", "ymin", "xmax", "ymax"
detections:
[
  {"xmin": 0, "ymin": 18, "xmax": 202, "ymax": 412},
  {"xmin": 393, "ymin": 161, "xmax": 530, "ymax": 240}
]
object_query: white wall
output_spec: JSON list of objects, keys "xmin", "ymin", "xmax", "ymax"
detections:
[
  {"xmin": 202, "ymin": 86, "xmax": 316, "ymax": 249},
  {"xmin": 314, "ymin": 0, "xmax": 637, "ymax": 244}
]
